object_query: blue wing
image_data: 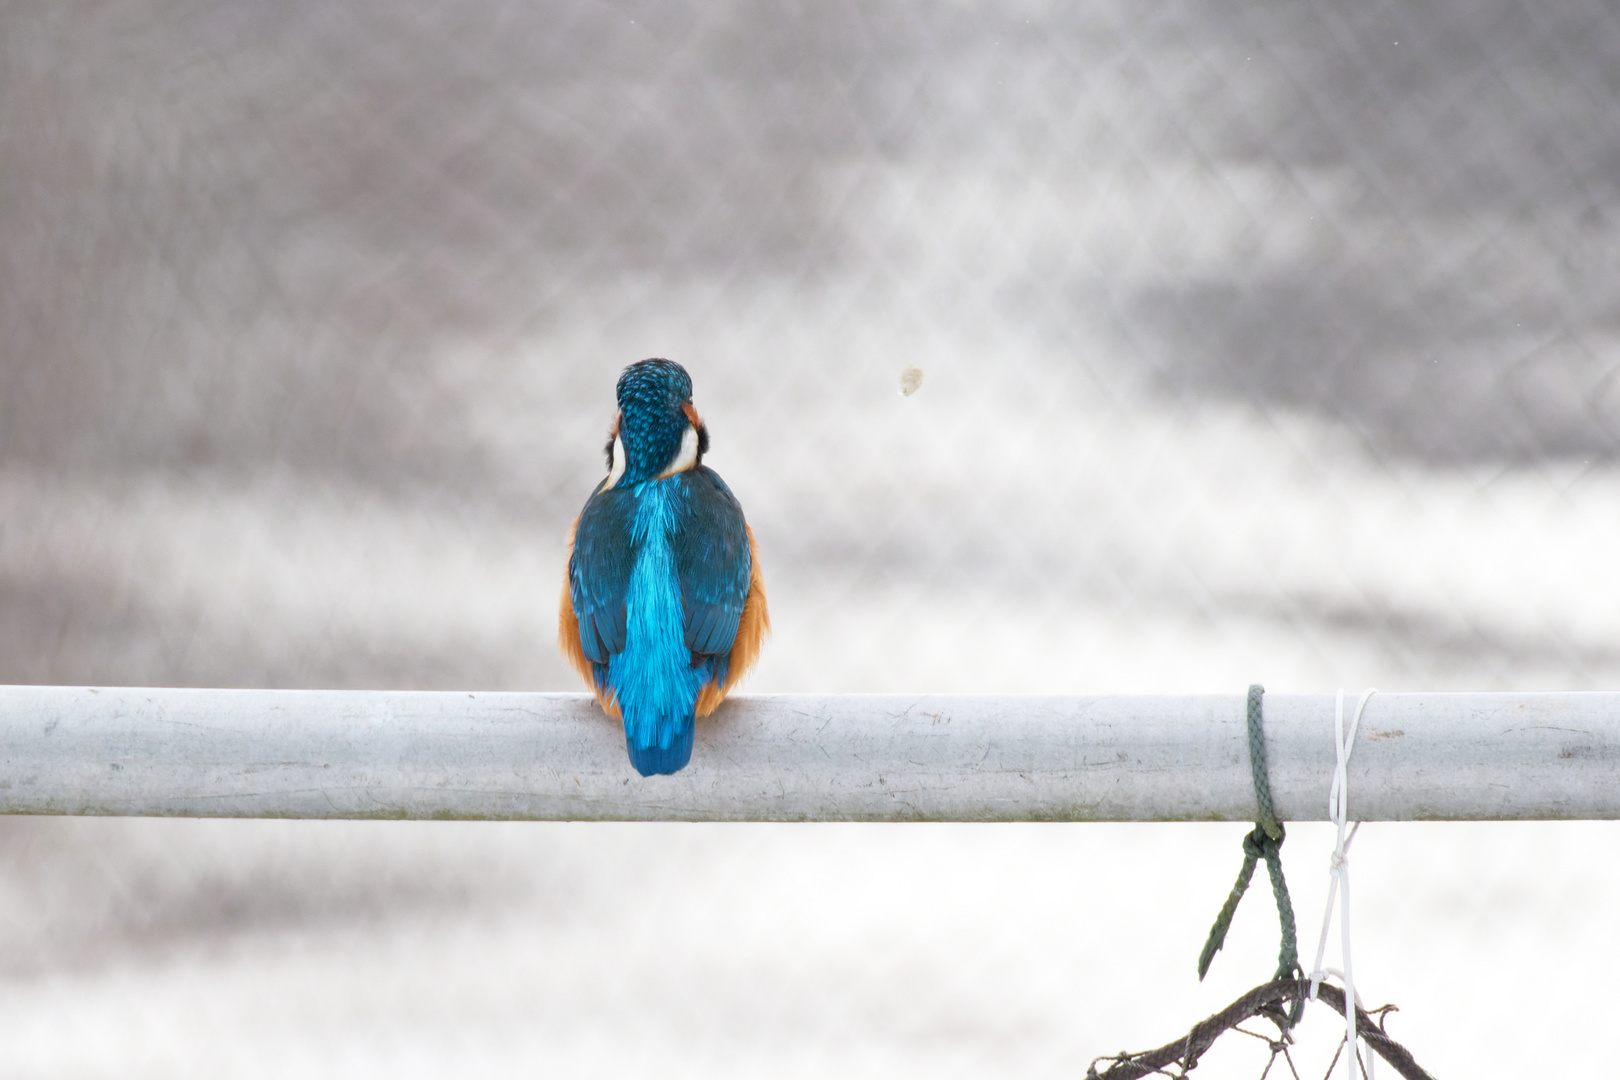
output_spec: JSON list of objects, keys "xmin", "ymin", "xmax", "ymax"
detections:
[
  {"xmin": 672, "ymin": 466, "xmax": 751, "ymax": 665},
  {"xmin": 568, "ymin": 483, "xmax": 637, "ymax": 668}
]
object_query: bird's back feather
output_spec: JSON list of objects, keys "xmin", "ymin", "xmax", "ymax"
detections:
[
  {"xmin": 568, "ymin": 483, "xmax": 637, "ymax": 664},
  {"xmin": 562, "ymin": 465, "xmax": 767, "ymax": 773},
  {"xmin": 695, "ymin": 524, "xmax": 769, "ymax": 717}
]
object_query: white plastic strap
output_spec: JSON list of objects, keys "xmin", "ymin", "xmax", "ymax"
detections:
[{"xmin": 1309, "ymin": 687, "xmax": 1377, "ymax": 1080}]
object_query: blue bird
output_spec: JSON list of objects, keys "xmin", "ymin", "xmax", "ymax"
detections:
[{"xmin": 560, "ymin": 359, "xmax": 769, "ymax": 776}]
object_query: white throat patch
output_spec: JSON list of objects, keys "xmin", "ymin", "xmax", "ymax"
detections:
[
  {"xmin": 602, "ymin": 435, "xmax": 626, "ymax": 490},
  {"xmin": 656, "ymin": 425, "xmax": 700, "ymax": 479}
]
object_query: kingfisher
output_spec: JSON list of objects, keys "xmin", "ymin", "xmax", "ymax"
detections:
[{"xmin": 560, "ymin": 359, "xmax": 769, "ymax": 776}]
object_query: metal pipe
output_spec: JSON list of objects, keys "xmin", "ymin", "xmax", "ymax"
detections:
[{"xmin": 0, "ymin": 687, "xmax": 1614, "ymax": 821}]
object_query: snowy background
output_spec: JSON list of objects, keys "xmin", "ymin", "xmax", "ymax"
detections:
[{"xmin": 3, "ymin": 1, "xmax": 1619, "ymax": 1075}]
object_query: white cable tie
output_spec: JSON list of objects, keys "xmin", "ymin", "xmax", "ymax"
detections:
[
  {"xmin": 1307, "ymin": 688, "xmax": 1376, "ymax": 1080},
  {"xmin": 1307, "ymin": 968, "xmax": 1367, "ymax": 1009}
]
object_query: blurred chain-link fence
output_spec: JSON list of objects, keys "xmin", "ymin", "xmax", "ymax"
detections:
[{"xmin": 3, "ymin": 1, "xmax": 1619, "ymax": 1075}]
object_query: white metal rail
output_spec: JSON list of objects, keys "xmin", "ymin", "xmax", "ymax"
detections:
[{"xmin": 0, "ymin": 687, "xmax": 1615, "ymax": 821}]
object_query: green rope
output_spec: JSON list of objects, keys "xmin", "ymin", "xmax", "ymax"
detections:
[
  {"xmin": 1245, "ymin": 683, "xmax": 1282, "ymax": 842},
  {"xmin": 1197, "ymin": 685, "xmax": 1303, "ymax": 1024}
]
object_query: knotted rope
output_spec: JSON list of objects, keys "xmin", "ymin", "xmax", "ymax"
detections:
[{"xmin": 1197, "ymin": 685, "xmax": 1303, "ymax": 1024}]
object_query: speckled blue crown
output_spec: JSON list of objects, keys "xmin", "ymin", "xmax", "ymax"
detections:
[
  {"xmin": 614, "ymin": 359, "xmax": 695, "ymax": 483},
  {"xmin": 617, "ymin": 359, "xmax": 692, "ymax": 413}
]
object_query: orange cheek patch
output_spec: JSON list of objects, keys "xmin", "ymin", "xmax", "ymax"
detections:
[{"xmin": 681, "ymin": 401, "xmax": 702, "ymax": 427}]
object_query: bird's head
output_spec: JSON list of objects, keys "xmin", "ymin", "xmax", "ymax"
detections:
[{"xmin": 602, "ymin": 358, "xmax": 709, "ymax": 489}]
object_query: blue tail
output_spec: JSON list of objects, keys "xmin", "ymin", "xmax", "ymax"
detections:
[
  {"xmin": 608, "ymin": 480, "xmax": 704, "ymax": 777},
  {"xmin": 626, "ymin": 723, "xmax": 695, "ymax": 776}
]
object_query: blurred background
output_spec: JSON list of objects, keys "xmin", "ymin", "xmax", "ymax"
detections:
[{"xmin": 2, "ymin": 0, "xmax": 1618, "ymax": 1075}]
